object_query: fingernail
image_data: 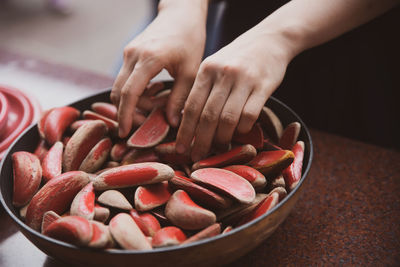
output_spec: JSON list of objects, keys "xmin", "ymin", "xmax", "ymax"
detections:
[{"xmin": 176, "ymin": 144, "xmax": 185, "ymax": 154}]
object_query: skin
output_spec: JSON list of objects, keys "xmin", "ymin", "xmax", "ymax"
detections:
[{"xmin": 111, "ymin": 0, "xmax": 399, "ymax": 161}]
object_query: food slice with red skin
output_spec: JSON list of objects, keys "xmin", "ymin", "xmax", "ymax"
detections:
[
  {"xmin": 248, "ymin": 150, "xmax": 295, "ymax": 178},
  {"xmin": 63, "ymin": 120, "xmax": 108, "ymax": 172},
  {"xmin": 283, "ymin": 141, "xmax": 305, "ymax": 191},
  {"xmin": 69, "ymin": 119, "xmax": 92, "ymax": 133},
  {"xmin": 232, "ymin": 123, "xmax": 264, "ymax": 149},
  {"xmin": 38, "ymin": 108, "xmax": 53, "ymax": 139},
  {"xmin": 12, "ymin": 151, "xmax": 42, "ymax": 207},
  {"xmin": 263, "ymin": 139, "xmax": 282, "ymax": 151},
  {"xmin": 222, "ymin": 226, "xmax": 233, "ymax": 234},
  {"xmin": 169, "ymin": 176, "xmax": 232, "ymax": 210},
  {"xmin": 270, "ymin": 174, "xmax": 286, "ymax": 189},
  {"xmin": 181, "ymin": 223, "xmax": 221, "ymax": 245},
  {"xmin": 91, "ymin": 102, "xmax": 118, "ymax": 121},
  {"xmin": 42, "ymin": 141, "xmax": 63, "ymax": 183},
  {"xmin": 130, "ymin": 209, "xmax": 161, "ymax": 237},
  {"xmin": 97, "ymin": 190, "xmax": 133, "ymax": 210},
  {"xmin": 34, "ymin": 139, "xmax": 48, "ymax": 162},
  {"xmin": 127, "ymin": 107, "xmax": 170, "ymax": 148},
  {"xmin": 93, "ymin": 162, "xmax": 174, "ymax": 190},
  {"xmin": 192, "ymin": 144, "xmax": 257, "ymax": 171},
  {"xmin": 134, "ymin": 182, "xmax": 171, "ymax": 211},
  {"xmin": 258, "ymin": 106, "xmax": 283, "ymax": 143},
  {"xmin": 190, "ymin": 168, "xmax": 256, "ymax": 204},
  {"xmin": 238, "ymin": 192, "xmax": 280, "ymax": 226},
  {"xmin": 25, "ymin": 171, "xmax": 90, "ymax": 231},
  {"xmin": 70, "ymin": 182, "xmax": 95, "ymax": 220},
  {"xmin": 268, "ymin": 186, "xmax": 287, "ymax": 201},
  {"xmin": 165, "ymin": 190, "xmax": 216, "ymax": 230},
  {"xmin": 223, "ymin": 165, "xmax": 267, "ymax": 190},
  {"xmin": 93, "ymin": 204, "xmax": 110, "ymax": 223},
  {"xmin": 110, "ymin": 141, "xmax": 130, "ymax": 162},
  {"xmin": 43, "ymin": 215, "xmax": 93, "ymax": 246},
  {"xmin": 279, "ymin": 122, "xmax": 301, "ymax": 150},
  {"xmin": 154, "ymin": 141, "xmax": 192, "ymax": 165},
  {"xmin": 151, "ymin": 208, "xmax": 169, "ymax": 226},
  {"xmin": 152, "ymin": 226, "xmax": 186, "ymax": 247},
  {"xmin": 19, "ymin": 203, "xmax": 29, "ymax": 220},
  {"xmin": 83, "ymin": 110, "xmax": 118, "ymax": 133},
  {"xmin": 218, "ymin": 193, "xmax": 267, "ymax": 225},
  {"xmin": 44, "ymin": 106, "xmax": 80, "ymax": 145},
  {"xmin": 109, "ymin": 213, "xmax": 152, "ymax": 250},
  {"xmin": 41, "ymin": 211, "xmax": 61, "ymax": 234},
  {"xmin": 88, "ymin": 221, "xmax": 115, "ymax": 249},
  {"xmin": 121, "ymin": 149, "xmax": 159, "ymax": 165},
  {"xmin": 79, "ymin": 137, "xmax": 112, "ymax": 173}
]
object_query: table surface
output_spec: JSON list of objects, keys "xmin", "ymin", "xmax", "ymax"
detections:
[{"xmin": 0, "ymin": 49, "xmax": 399, "ymax": 267}]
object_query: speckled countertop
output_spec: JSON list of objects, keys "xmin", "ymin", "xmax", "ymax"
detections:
[{"xmin": 0, "ymin": 49, "xmax": 399, "ymax": 266}]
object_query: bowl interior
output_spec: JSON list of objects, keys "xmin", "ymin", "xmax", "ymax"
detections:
[{"xmin": 0, "ymin": 83, "xmax": 313, "ymax": 266}]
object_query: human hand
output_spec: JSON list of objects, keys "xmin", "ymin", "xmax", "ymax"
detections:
[
  {"xmin": 111, "ymin": 0, "xmax": 208, "ymax": 138},
  {"xmin": 176, "ymin": 25, "xmax": 298, "ymax": 162}
]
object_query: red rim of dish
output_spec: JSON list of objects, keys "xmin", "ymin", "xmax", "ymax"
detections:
[
  {"xmin": 0, "ymin": 86, "xmax": 42, "ymax": 159},
  {"xmin": 0, "ymin": 91, "xmax": 10, "ymax": 136}
]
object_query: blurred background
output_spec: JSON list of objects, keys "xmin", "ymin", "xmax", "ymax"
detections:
[{"xmin": 0, "ymin": 0, "xmax": 154, "ymax": 76}]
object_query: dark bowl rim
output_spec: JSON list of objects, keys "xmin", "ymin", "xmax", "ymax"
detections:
[{"xmin": 0, "ymin": 83, "xmax": 313, "ymax": 255}]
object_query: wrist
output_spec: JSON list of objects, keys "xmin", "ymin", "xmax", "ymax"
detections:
[{"xmin": 158, "ymin": 0, "xmax": 209, "ymax": 17}]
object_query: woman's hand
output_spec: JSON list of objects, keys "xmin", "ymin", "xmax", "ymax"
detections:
[
  {"xmin": 111, "ymin": 0, "xmax": 208, "ymax": 138},
  {"xmin": 175, "ymin": 23, "xmax": 298, "ymax": 162}
]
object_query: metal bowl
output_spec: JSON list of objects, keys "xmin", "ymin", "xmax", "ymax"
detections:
[{"xmin": 0, "ymin": 81, "xmax": 313, "ymax": 267}]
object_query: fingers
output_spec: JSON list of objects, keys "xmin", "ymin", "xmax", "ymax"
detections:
[
  {"xmin": 166, "ymin": 72, "xmax": 196, "ymax": 127},
  {"xmin": 214, "ymin": 81, "xmax": 252, "ymax": 146},
  {"xmin": 117, "ymin": 62, "xmax": 163, "ymax": 138},
  {"xmin": 110, "ymin": 62, "xmax": 134, "ymax": 106},
  {"xmin": 175, "ymin": 70, "xmax": 213, "ymax": 154},
  {"xmin": 236, "ymin": 87, "xmax": 270, "ymax": 134},
  {"xmin": 191, "ymin": 75, "xmax": 234, "ymax": 161}
]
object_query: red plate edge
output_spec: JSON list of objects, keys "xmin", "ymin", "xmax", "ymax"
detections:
[{"xmin": 0, "ymin": 85, "xmax": 42, "ymax": 160}]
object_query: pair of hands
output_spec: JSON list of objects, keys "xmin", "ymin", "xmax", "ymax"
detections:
[{"xmin": 110, "ymin": 2, "xmax": 292, "ymax": 162}]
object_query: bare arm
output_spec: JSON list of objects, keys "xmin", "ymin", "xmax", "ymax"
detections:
[{"xmin": 176, "ymin": 0, "xmax": 399, "ymax": 160}]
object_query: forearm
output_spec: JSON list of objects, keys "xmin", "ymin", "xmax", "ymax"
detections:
[{"xmin": 252, "ymin": 0, "xmax": 399, "ymax": 61}]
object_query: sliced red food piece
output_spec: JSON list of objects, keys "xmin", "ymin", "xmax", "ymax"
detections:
[
  {"xmin": 41, "ymin": 210, "xmax": 61, "ymax": 234},
  {"xmin": 165, "ymin": 190, "xmax": 216, "ymax": 230},
  {"xmin": 152, "ymin": 226, "xmax": 187, "ymax": 247},
  {"xmin": 248, "ymin": 150, "xmax": 294, "ymax": 177},
  {"xmin": 238, "ymin": 192, "xmax": 280, "ymax": 226},
  {"xmin": 181, "ymin": 223, "xmax": 221, "ymax": 245},
  {"xmin": 97, "ymin": 190, "xmax": 133, "ymax": 210},
  {"xmin": 63, "ymin": 120, "xmax": 108, "ymax": 172},
  {"xmin": 169, "ymin": 175, "xmax": 232, "ymax": 210},
  {"xmin": 127, "ymin": 107, "xmax": 170, "ymax": 148},
  {"xmin": 110, "ymin": 141, "xmax": 130, "ymax": 162},
  {"xmin": 232, "ymin": 123, "xmax": 264, "ymax": 149},
  {"xmin": 93, "ymin": 204, "xmax": 110, "ymax": 223},
  {"xmin": 69, "ymin": 119, "xmax": 92, "ymax": 133},
  {"xmin": 91, "ymin": 102, "xmax": 118, "ymax": 121},
  {"xmin": 83, "ymin": 110, "xmax": 118, "ymax": 134},
  {"xmin": 134, "ymin": 182, "xmax": 171, "ymax": 211},
  {"xmin": 223, "ymin": 165, "xmax": 266, "ymax": 190},
  {"xmin": 38, "ymin": 108, "xmax": 53, "ymax": 140},
  {"xmin": 42, "ymin": 141, "xmax": 63, "ymax": 183},
  {"xmin": 190, "ymin": 168, "xmax": 255, "ymax": 204},
  {"xmin": 130, "ymin": 209, "xmax": 161, "ymax": 237},
  {"xmin": 34, "ymin": 139, "xmax": 48, "ymax": 162},
  {"xmin": 93, "ymin": 162, "xmax": 174, "ymax": 190},
  {"xmin": 79, "ymin": 137, "xmax": 112, "ymax": 173},
  {"xmin": 12, "ymin": 151, "xmax": 42, "ymax": 207},
  {"xmin": 43, "ymin": 215, "xmax": 93, "ymax": 246},
  {"xmin": 192, "ymin": 144, "xmax": 257, "ymax": 171},
  {"xmin": 88, "ymin": 221, "xmax": 115, "ymax": 249},
  {"xmin": 279, "ymin": 122, "xmax": 301, "ymax": 150},
  {"xmin": 44, "ymin": 106, "xmax": 80, "ymax": 145},
  {"xmin": 25, "ymin": 171, "xmax": 90, "ymax": 231},
  {"xmin": 258, "ymin": 106, "xmax": 283, "ymax": 143},
  {"xmin": 109, "ymin": 213, "xmax": 152, "ymax": 250},
  {"xmin": 121, "ymin": 149, "xmax": 159, "ymax": 165},
  {"xmin": 283, "ymin": 141, "xmax": 305, "ymax": 191},
  {"xmin": 70, "ymin": 182, "xmax": 95, "ymax": 220},
  {"xmin": 270, "ymin": 174, "xmax": 286, "ymax": 189}
]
